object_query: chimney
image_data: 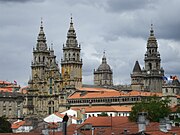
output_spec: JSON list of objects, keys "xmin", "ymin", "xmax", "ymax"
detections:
[
  {"xmin": 165, "ymin": 117, "xmax": 172, "ymax": 131},
  {"xmin": 159, "ymin": 117, "xmax": 172, "ymax": 132},
  {"xmin": 138, "ymin": 112, "xmax": 148, "ymax": 133},
  {"xmin": 159, "ymin": 118, "xmax": 168, "ymax": 133},
  {"xmin": 123, "ymin": 129, "xmax": 128, "ymax": 135},
  {"xmin": 92, "ymin": 127, "xmax": 94, "ymax": 135},
  {"xmin": 74, "ymin": 130, "xmax": 78, "ymax": 135}
]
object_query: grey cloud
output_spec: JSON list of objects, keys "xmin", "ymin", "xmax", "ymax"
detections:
[
  {"xmin": 0, "ymin": 0, "xmax": 180, "ymax": 86},
  {"xmin": 0, "ymin": 0, "xmax": 45, "ymax": 3},
  {"xmin": 106, "ymin": 0, "xmax": 157, "ymax": 12},
  {"xmin": 100, "ymin": 0, "xmax": 180, "ymax": 41},
  {"xmin": 157, "ymin": 22, "xmax": 180, "ymax": 41}
]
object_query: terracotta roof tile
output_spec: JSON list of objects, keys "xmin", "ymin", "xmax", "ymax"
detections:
[
  {"xmin": 0, "ymin": 80, "xmax": 11, "ymax": 85},
  {"xmin": 0, "ymin": 133, "xmax": 41, "ymax": 135},
  {"xmin": 0, "ymin": 88, "xmax": 12, "ymax": 92},
  {"xmin": 71, "ymin": 105, "xmax": 132, "ymax": 113},
  {"xmin": 49, "ymin": 116, "xmax": 180, "ymax": 135},
  {"xmin": 11, "ymin": 120, "xmax": 25, "ymax": 129},
  {"xmin": 68, "ymin": 88, "xmax": 162, "ymax": 99},
  {"xmin": 77, "ymin": 87, "xmax": 117, "ymax": 92}
]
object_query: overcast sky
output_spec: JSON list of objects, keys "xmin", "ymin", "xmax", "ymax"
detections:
[{"xmin": 0, "ymin": 0, "xmax": 180, "ymax": 87}]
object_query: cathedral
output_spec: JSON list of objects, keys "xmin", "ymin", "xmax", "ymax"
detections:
[
  {"xmin": 24, "ymin": 17, "xmax": 82, "ymax": 117},
  {"xmin": 24, "ymin": 18, "xmax": 169, "ymax": 118},
  {"xmin": 131, "ymin": 24, "xmax": 164, "ymax": 92}
]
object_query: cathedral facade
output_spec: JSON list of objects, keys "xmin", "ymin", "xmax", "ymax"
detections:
[
  {"xmin": 131, "ymin": 25, "xmax": 164, "ymax": 92},
  {"xmin": 24, "ymin": 18, "xmax": 82, "ymax": 118}
]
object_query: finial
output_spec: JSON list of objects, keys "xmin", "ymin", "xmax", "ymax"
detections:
[
  {"xmin": 151, "ymin": 23, "xmax": 153, "ymax": 30},
  {"xmin": 51, "ymin": 42, "xmax": 53, "ymax": 50},
  {"xmin": 102, "ymin": 50, "xmax": 107, "ymax": 64},
  {"xmin": 41, "ymin": 17, "xmax": 43, "ymax": 27},
  {"xmin": 150, "ymin": 23, "xmax": 154, "ymax": 36},
  {"xmin": 103, "ymin": 50, "xmax": 106, "ymax": 56},
  {"xmin": 69, "ymin": 13, "xmax": 74, "ymax": 32},
  {"xmin": 70, "ymin": 13, "xmax": 73, "ymax": 24}
]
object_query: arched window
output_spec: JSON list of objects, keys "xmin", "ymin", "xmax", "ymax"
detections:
[
  {"xmin": 77, "ymin": 54, "xmax": 79, "ymax": 61},
  {"xmin": 149, "ymin": 63, "xmax": 152, "ymax": 70},
  {"xmin": 65, "ymin": 53, "xmax": 67, "ymax": 60},
  {"xmin": 69, "ymin": 53, "xmax": 71, "ymax": 60},
  {"xmin": 43, "ymin": 56, "xmax": 45, "ymax": 62},
  {"xmin": 48, "ymin": 101, "xmax": 55, "ymax": 114},
  {"xmin": 156, "ymin": 63, "xmax": 158, "ymax": 68},
  {"xmin": 73, "ymin": 53, "xmax": 75, "ymax": 60}
]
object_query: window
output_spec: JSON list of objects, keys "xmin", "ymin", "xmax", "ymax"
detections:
[
  {"xmin": 166, "ymin": 88, "xmax": 168, "ymax": 93},
  {"xmin": 149, "ymin": 63, "xmax": 152, "ymax": 70},
  {"xmin": 43, "ymin": 56, "xmax": 45, "ymax": 62}
]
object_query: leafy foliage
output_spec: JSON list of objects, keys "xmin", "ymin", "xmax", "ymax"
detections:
[
  {"xmin": 0, "ymin": 116, "xmax": 12, "ymax": 133},
  {"xmin": 129, "ymin": 96, "xmax": 171, "ymax": 122},
  {"xmin": 99, "ymin": 112, "xmax": 108, "ymax": 116}
]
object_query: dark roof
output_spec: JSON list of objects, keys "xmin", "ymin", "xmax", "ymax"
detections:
[{"xmin": 133, "ymin": 61, "xmax": 141, "ymax": 73}]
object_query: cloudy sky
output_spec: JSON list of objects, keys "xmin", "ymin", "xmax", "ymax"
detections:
[{"xmin": 0, "ymin": 0, "xmax": 180, "ymax": 87}]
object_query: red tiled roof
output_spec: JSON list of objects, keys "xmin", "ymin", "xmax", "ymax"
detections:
[
  {"xmin": 0, "ymin": 133, "xmax": 41, "ymax": 135},
  {"xmin": 0, "ymin": 88, "xmax": 12, "ymax": 92},
  {"xmin": 49, "ymin": 116, "xmax": 180, "ymax": 135},
  {"xmin": 71, "ymin": 105, "xmax": 132, "ymax": 113},
  {"xmin": 0, "ymin": 80, "xmax": 11, "ymax": 85},
  {"xmin": 81, "ymin": 116, "xmax": 180, "ymax": 135},
  {"xmin": 20, "ymin": 86, "xmax": 29, "ymax": 94},
  {"xmin": 83, "ymin": 116, "xmax": 129, "ymax": 127},
  {"xmin": 77, "ymin": 87, "xmax": 117, "ymax": 92},
  {"xmin": 11, "ymin": 120, "xmax": 25, "ymax": 129},
  {"xmin": 68, "ymin": 88, "xmax": 162, "ymax": 99}
]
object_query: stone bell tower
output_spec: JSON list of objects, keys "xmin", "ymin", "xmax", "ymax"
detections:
[
  {"xmin": 24, "ymin": 20, "xmax": 66, "ymax": 117},
  {"xmin": 61, "ymin": 17, "xmax": 83, "ymax": 89},
  {"xmin": 142, "ymin": 24, "xmax": 164, "ymax": 92}
]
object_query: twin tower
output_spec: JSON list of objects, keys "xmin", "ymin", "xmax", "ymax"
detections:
[{"xmin": 25, "ymin": 18, "xmax": 83, "ymax": 116}]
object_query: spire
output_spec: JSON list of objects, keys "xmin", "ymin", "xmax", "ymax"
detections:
[
  {"xmin": 102, "ymin": 51, "xmax": 107, "ymax": 64},
  {"xmin": 133, "ymin": 61, "xmax": 141, "ymax": 73},
  {"xmin": 68, "ymin": 16, "xmax": 76, "ymax": 36},
  {"xmin": 66, "ymin": 16, "xmax": 78, "ymax": 47},
  {"xmin": 147, "ymin": 23, "xmax": 157, "ymax": 48},
  {"xmin": 50, "ymin": 43, "xmax": 55, "ymax": 56},
  {"xmin": 36, "ymin": 18, "xmax": 47, "ymax": 51},
  {"xmin": 39, "ymin": 18, "xmax": 45, "ymax": 39},
  {"xmin": 70, "ymin": 15, "xmax": 74, "ymax": 31}
]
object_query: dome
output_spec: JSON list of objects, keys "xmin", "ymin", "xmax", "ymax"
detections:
[
  {"xmin": 96, "ymin": 52, "xmax": 112, "ymax": 72},
  {"xmin": 97, "ymin": 63, "xmax": 111, "ymax": 71}
]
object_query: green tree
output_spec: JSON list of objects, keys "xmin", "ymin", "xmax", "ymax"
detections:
[
  {"xmin": 0, "ymin": 116, "xmax": 12, "ymax": 133},
  {"xmin": 129, "ymin": 96, "xmax": 171, "ymax": 122},
  {"xmin": 99, "ymin": 112, "xmax": 108, "ymax": 116}
]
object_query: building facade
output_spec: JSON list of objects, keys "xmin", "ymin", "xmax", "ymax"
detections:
[
  {"xmin": 24, "ymin": 18, "xmax": 82, "ymax": 118},
  {"xmin": 0, "ymin": 91, "xmax": 24, "ymax": 120},
  {"xmin": 0, "ymin": 81, "xmax": 23, "ymax": 120},
  {"xmin": 131, "ymin": 25, "xmax": 164, "ymax": 92},
  {"xmin": 94, "ymin": 52, "xmax": 113, "ymax": 86}
]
